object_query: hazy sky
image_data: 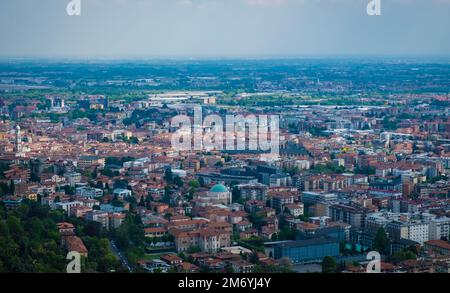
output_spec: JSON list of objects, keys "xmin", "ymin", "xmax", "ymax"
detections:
[{"xmin": 0, "ymin": 0, "xmax": 450, "ymax": 58}]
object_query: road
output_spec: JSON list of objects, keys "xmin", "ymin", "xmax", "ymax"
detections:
[{"xmin": 110, "ymin": 240, "xmax": 133, "ymax": 273}]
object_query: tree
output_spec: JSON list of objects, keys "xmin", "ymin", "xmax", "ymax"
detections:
[
  {"xmin": 187, "ymin": 246, "xmax": 201, "ymax": 254},
  {"xmin": 164, "ymin": 169, "xmax": 173, "ymax": 184},
  {"xmin": 390, "ymin": 249, "xmax": 416, "ymax": 264},
  {"xmin": 101, "ymin": 168, "xmax": 114, "ymax": 178},
  {"xmin": 374, "ymin": 227, "xmax": 388, "ymax": 254},
  {"xmin": 322, "ymin": 256, "xmax": 337, "ymax": 273},
  {"xmin": 0, "ymin": 202, "xmax": 67, "ymax": 273},
  {"xmin": 113, "ymin": 179, "xmax": 128, "ymax": 189},
  {"xmin": 198, "ymin": 177, "xmax": 205, "ymax": 187},
  {"xmin": 188, "ymin": 180, "xmax": 200, "ymax": 189},
  {"xmin": 162, "ymin": 187, "xmax": 172, "ymax": 204},
  {"xmin": 249, "ymin": 251, "xmax": 259, "ymax": 264},
  {"xmin": 174, "ymin": 176, "xmax": 184, "ymax": 188},
  {"xmin": 232, "ymin": 186, "xmax": 240, "ymax": 203},
  {"xmin": 138, "ymin": 196, "xmax": 145, "ymax": 207}
]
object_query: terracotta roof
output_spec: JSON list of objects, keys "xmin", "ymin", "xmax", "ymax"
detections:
[
  {"xmin": 178, "ymin": 262, "xmax": 199, "ymax": 271},
  {"xmin": 425, "ymin": 240, "xmax": 450, "ymax": 251},
  {"xmin": 65, "ymin": 236, "xmax": 88, "ymax": 254},
  {"xmin": 160, "ymin": 254, "xmax": 183, "ymax": 263}
]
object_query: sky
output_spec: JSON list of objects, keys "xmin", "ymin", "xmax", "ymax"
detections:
[{"xmin": 0, "ymin": 0, "xmax": 449, "ymax": 58}]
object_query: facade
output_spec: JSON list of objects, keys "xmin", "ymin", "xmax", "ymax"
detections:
[
  {"xmin": 113, "ymin": 188, "xmax": 132, "ymax": 199},
  {"xmin": 429, "ymin": 217, "xmax": 450, "ymax": 240},
  {"xmin": 230, "ymin": 260, "xmax": 255, "ymax": 273},
  {"xmin": 424, "ymin": 240, "xmax": 450, "ymax": 255},
  {"xmin": 171, "ymin": 228, "xmax": 232, "ymax": 253},
  {"xmin": 386, "ymin": 221, "xmax": 429, "ymax": 244},
  {"xmin": 237, "ymin": 183, "xmax": 268, "ymax": 201},
  {"xmin": 329, "ymin": 204, "xmax": 366, "ymax": 229},
  {"xmin": 85, "ymin": 210, "xmax": 110, "ymax": 229},
  {"xmin": 285, "ymin": 203, "xmax": 305, "ymax": 217},
  {"xmin": 386, "ymin": 221, "xmax": 410, "ymax": 242},
  {"xmin": 407, "ymin": 222, "xmax": 429, "ymax": 245},
  {"xmin": 55, "ymin": 201, "xmax": 83, "ymax": 215},
  {"xmin": 65, "ymin": 172, "xmax": 81, "ymax": 187},
  {"xmin": 271, "ymin": 194, "xmax": 295, "ymax": 212},
  {"xmin": 264, "ymin": 238, "xmax": 340, "ymax": 264},
  {"xmin": 76, "ymin": 186, "xmax": 103, "ymax": 199},
  {"xmin": 77, "ymin": 156, "xmax": 105, "ymax": 169}
]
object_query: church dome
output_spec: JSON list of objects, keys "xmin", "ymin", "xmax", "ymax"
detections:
[{"xmin": 210, "ymin": 184, "xmax": 228, "ymax": 193}]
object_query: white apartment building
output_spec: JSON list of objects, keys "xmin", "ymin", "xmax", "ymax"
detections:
[
  {"xmin": 429, "ymin": 217, "xmax": 450, "ymax": 240},
  {"xmin": 386, "ymin": 219, "xmax": 429, "ymax": 244},
  {"xmin": 113, "ymin": 188, "xmax": 132, "ymax": 199},
  {"xmin": 295, "ymin": 160, "xmax": 311, "ymax": 170},
  {"xmin": 84, "ymin": 210, "xmax": 109, "ymax": 229},
  {"xmin": 54, "ymin": 201, "xmax": 83, "ymax": 215},
  {"xmin": 76, "ymin": 186, "xmax": 103, "ymax": 199},
  {"xmin": 65, "ymin": 172, "xmax": 81, "ymax": 187},
  {"xmin": 407, "ymin": 222, "xmax": 429, "ymax": 245}
]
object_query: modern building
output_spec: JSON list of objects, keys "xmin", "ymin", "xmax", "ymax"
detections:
[
  {"xmin": 77, "ymin": 156, "xmax": 105, "ymax": 169},
  {"xmin": 65, "ymin": 172, "xmax": 81, "ymax": 187},
  {"xmin": 55, "ymin": 201, "xmax": 83, "ymax": 215},
  {"xmin": 329, "ymin": 204, "xmax": 366, "ymax": 229},
  {"xmin": 270, "ymin": 194, "xmax": 295, "ymax": 212},
  {"xmin": 407, "ymin": 222, "xmax": 429, "ymax": 245},
  {"xmin": 113, "ymin": 188, "xmax": 132, "ymax": 199},
  {"xmin": 264, "ymin": 238, "xmax": 340, "ymax": 264},
  {"xmin": 429, "ymin": 217, "xmax": 450, "ymax": 240},
  {"xmin": 237, "ymin": 183, "xmax": 268, "ymax": 201},
  {"xmin": 76, "ymin": 186, "xmax": 103, "ymax": 199},
  {"xmin": 84, "ymin": 210, "xmax": 110, "ymax": 229},
  {"xmin": 386, "ymin": 220, "xmax": 429, "ymax": 245}
]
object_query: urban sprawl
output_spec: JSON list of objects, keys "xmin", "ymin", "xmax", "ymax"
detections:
[{"xmin": 1, "ymin": 59, "xmax": 450, "ymax": 273}]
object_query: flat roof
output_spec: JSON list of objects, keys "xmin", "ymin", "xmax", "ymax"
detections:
[{"xmin": 264, "ymin": 238, "xmax": 339, "ymax": 248}]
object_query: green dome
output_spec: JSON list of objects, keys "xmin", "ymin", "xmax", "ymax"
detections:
[{"xmin": 210, "ymin": 184, "xmax": 228, "ymax": 193}]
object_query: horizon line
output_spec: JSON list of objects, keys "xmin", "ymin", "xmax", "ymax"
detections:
[{"xmin": 1, "ymin": 54, "xmax": 450, "ymax": 63}]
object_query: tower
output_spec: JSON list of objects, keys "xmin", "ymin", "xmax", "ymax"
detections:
[{"xmin": 15, "ymin": 125, "xmax": 22, "ymax": 154}]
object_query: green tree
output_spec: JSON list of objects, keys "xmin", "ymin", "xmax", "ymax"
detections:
[
  {"xmin": 187, "ymin": 246, "xmax": 201, "ymax": 254},
  {"xmin": 164, "ymin": 169, "xmax": 173, "ymax": 183},
  {"xmin": 322, "ymin": 256, "xmax": 337, "ymax": 273},
  {"xmin": 174, "ymin": 176, "xmax": 184, "ymax": 188},
  {"xmin": 374, "ymin": 227, "xmax": 388, "ymax": 254},
  {"xmin": 188, "ymin": 180, "xmax": 200, "ymax": 188},
  {"xmin": 390, "ymin": 249, "xmax": 416, "ymax": 264}
]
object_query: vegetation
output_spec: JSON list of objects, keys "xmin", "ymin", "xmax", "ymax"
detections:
[
  {"xmin": 389, "ymin": 249, "xmax": 417, "ymax": 264},
  {"xmin": 111, "ymin": 213, "xmax": 145, "ymax": 265},
  {"xmin": 322, "ymin": 256, "xmax": 337, "ymax": 273},
  {"xmin": 0, "ymin": 201, "xmax": 66, "ymax": 272},
  {"xmin": 374, "ymin": 227, "xmax": 389, "ymax": 255}
]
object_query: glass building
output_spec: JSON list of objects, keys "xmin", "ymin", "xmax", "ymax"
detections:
[{"xmin": 265, "ymin": 238, "xmax": 340, "ymax": 264}]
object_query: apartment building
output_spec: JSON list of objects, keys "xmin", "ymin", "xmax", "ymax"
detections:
[
  {"xmin": 76, "ymin": 186, "xmax": 103, "ymax": 199},
  {"xmin": 329, "ymin": 204, "xmax": 366, "ymax": 229},
  {"xmin": 171, "ymin": 228, "xmax": 232, "ymax": 253},
  {"xmin": 429, "ymin": 217, "xmax": 450, "ymax": 240}
]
